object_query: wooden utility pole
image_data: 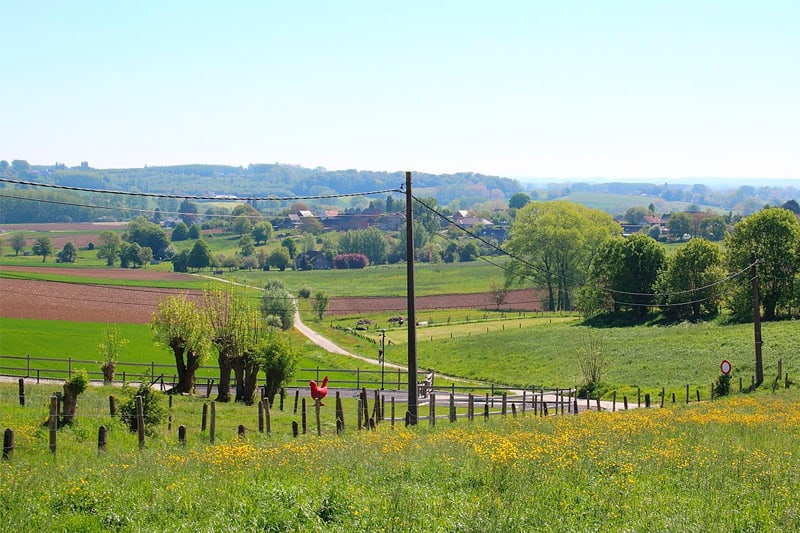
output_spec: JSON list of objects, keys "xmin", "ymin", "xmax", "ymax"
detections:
[
  {"xmin": 405, "ymin": 171, "xmax": 419, "ymax": 424},
  {"xmin": 750, "ymin": 254, "xmax": 763, "ymax": 387}
]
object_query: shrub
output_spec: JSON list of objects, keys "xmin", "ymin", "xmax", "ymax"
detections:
[
  {"xmin": 297, "ymin": 287, "xmax": 311, "ymax": 298},
  {"xmin": 714, "ymin": 374, "xmax": 731, "ymax": 397},
  {"xmin": 333, "ymin": 253, "xmax": 369, "ymax": 269},
  {"xmin": 119, "ymin": 384, "xmax": 166, "ymax": 434}
]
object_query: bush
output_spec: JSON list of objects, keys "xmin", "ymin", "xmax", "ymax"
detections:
[
  {"xmin": 333, "ymin": 253, "xmax": 369, "ymax": 269},
  {"xmin": 297, "ymin": 287, "xmax": 311, "ymax": 298},
  {"xmin": 119, "ymin": 384, "xmax": 166, "ymax": 434},
  {"xmin": 714, "ymin": 374, "xmax": 731, "ymax": 397}
]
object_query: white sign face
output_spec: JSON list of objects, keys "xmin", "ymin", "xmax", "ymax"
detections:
[{"xmin": 720, "ymin": 360, "xmax": 732, "ymax": 375}]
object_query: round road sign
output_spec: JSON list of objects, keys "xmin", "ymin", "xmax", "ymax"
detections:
[{"xmin": 720, "ymin": 359, "xmax": 732, "ymax": 375}]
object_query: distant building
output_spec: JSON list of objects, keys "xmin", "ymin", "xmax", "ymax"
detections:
[{"xmin": 294, "ymin": 250, "xmax": 331, "ymax": 270}]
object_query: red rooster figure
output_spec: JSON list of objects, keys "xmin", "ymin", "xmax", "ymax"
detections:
[{"xmin": 309, "ymin": 376, "xmax": 329, "ymax": 406}]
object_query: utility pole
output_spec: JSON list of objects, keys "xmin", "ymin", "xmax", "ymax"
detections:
[
  {"xmin": 405, "ymin": 171, "xmax": 419, "ymax": 423},
  {"xmin": 750, "ymin": 254, "xmax": 763, "ymax": 387}
]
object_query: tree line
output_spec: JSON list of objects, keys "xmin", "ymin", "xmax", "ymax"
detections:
[{"xmin": 505, "ymin": 202, "xmax": 800, "ymax": 323}]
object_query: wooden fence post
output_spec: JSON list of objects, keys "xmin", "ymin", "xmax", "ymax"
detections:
[
  {"xmin": 511, "ymin": 403, "xmax": 517, "ymax": 418},
  {"xmin": 335, "ymin": 392, "xmax": 344, "ymax": 430},
  {"xmin": 595, "ymin": 392, "xmax": 601, "ymax": 412},
  {"xmin": 623, "ymin": 396, "xmax": 628, "ymax": 410},
  {"xmin": 49, "ymin": 394, "xmax": 58, "ymax": 454},
  {"xmin": 468, "ymin": 393, "xmax": 474, "ymax": 421},
  {"xmin": 168, "ymin": 395, "xmax": 173, "ymax": 431},
  {"xmin": 612, "ymin": 391, "xmax": 616, "ymax": 412},
  {"xmin": 178, "ymin": 425, "xmax": 187, "ymax": 446},
  {"xmin": 361, "ymin": 388, "xmax": 369, "ymax": 427},
  {"xmin": 429, "ymin": 393, "xmax": 436, "ymax": 426},
  {"xmin": 206, "ymin": 379, "xmax": 213, "ymax": 398},
  {"xmin": 660, "ymin": 387, "xmax": 665, "ymax": 408},
  {"xmin": 280, "ymin": 388, "xmax": 285, "ymax": 411},
  {"xmin": 136, "ymin": 395, "xmax": 145, "ymax": 450},
  {"xmin": 483, "ymin": 401, "xmax": 489, "ymax": 421},
  {"xmin": 98, "ymin": 425, "xmax": 107, "ymax": 453},
  {"xmin": 449, "ymin": 393, "xmax": 456, "ymax": 422},
  {"xmin": 696, "ymin": 389, "xmax": 700, "ymax": 402},
  {"xmin": 644, "ymin": 393, "xmax": 651, "ymax": 408},
  {"xmin": 501, "ymin": 393, "xmax": 507, "ymax": 416},
  {"xmin": 391, "ymin": 397, "xmax": 395, "ymax": 428},
  {"xmin": 521, "ymin": 390, "xmax": 526, "ymax": 416},
  {"xmin": 686, "ymin": 384, "xmax": 690, "ymax": 404},
  {"xmin": 357, "ymin": 399, "xmax": 363, "ymax": 430},
  {"xmin": 201, "ymin": 402, "xmax": 208, "ymax": 431},
  {"xmin": 2, "ymin": 429, "xmax": 13, "ymax": 460},
  {"xmin": 637, "ymin": 387, "xmax": 641, "ymax": 408},
  {"xmin": 265, "ymin": 399, "xmax": 271, "ymax": 436},
  {"xmin": 238, "ymin": 425, "xmax": 246, "ymax": 439},
  {"xmin": 18, "ymin": 378, "xmax": 24, "ymax": 406},
  {"xmin": 293, "ymin": 390, "xmax": 299, "ymax": 414},
  {"xmin": 315, "ymin": 399, "xmax": 322, "ymax": 436},
  {"xmin": 301, "ymin": 398, "xmax": 307, "ymax": 435},
  {"xmin": 258, "ymin": 400, "xmax": 264, "ymax": 433},
  {"xmin": 209, "ymin": 401, "xmax": 216, "ymax": 445},
  {"xmin": 292, "ymin": 421, "xmax": 298, "ymax": 438}
]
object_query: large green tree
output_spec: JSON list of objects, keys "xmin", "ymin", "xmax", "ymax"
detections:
[
  {"xmin": 9, "ymin": 233, "xmax": 26, "ymax": 256},
  {"xmin": 667, "ymin": 212, "xmax": 692, "ymax": 241},
  {"xmin": 584, "ymin": 234, "xmax": 666, "ymax": 317},
  {"xmin": 56, "ymin": 241, "xmax": 78, "ymax": 263},
  {"xmin": 656, "ymin": 238, "xmax": 725, "ymax": 320},
  {"xmin": 251, "ymin": 221, "xmax": 273, "ymax": 245},
  {"xmin": 260, "ymin": 279, "xmax": 296, "ymax": 331},
  {"xmin": 125, "ymin": 216, "xmax": 169, "ymax": 259},
  {"xmin": 32, "ymin": 236, "xmax": 54, "ymax": 262},
  {"xmin": 96, "ymin": 230, "xmax": 122, "ymax": 266},
  {"xmin": 231, "ymin": 204, "xmax": 261, "ymax": 236},
  {"xmin": 338, "ymin": 227, "xmax": 388, "ymax": 265},
  {"xmin": 725, "ymin": 208, "xmax": 800, "ymax": 322},
  {"xmin": 151, "ymin": 295, "xmax": 211, "ymax": 394},
  {"xmin": 505, "ymin": 201, "xmax": 620, "ymax": 311},
  {"xmin": 187, "ymin": 239, "xmax": 212, "ymax": 271}
]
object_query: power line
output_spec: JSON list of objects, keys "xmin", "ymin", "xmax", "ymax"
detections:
[{"xmin": 0, "ymin": 176, "xmax": 402, "ymax": 201}]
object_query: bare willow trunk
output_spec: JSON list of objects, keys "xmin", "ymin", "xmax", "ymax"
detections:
[{"xmin": 217, "ymin": 354, "xmax": 233, "ymax": 402}]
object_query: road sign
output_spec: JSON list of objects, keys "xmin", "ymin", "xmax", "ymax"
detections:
[{"xmin": 720, "ymin": 359, "xmax": 732, "ymax": 375}]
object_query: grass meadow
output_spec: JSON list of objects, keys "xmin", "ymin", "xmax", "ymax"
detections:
[
  {"xmin": 0, "ymin": 381, "xmax": 797, "ymax": 531},
  {"xmin": 2, "ymin": 312, "xmax": 797, "ymax": 400}
]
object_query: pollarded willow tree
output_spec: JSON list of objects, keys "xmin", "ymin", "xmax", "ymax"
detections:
[
  {"xmin": 504, "ymin": 201, "xmax": 621, "ymax": 311},
  {"xmin": 151, "ymin": 294, "xmax": 211, "ymax": 394},
  {"xmin": 202, "ymin": 282, "xmax": 260, "ymax": 403},
  {"xmin": 725, "ymin": 207, "xmax": 800, "ymax": 322}
]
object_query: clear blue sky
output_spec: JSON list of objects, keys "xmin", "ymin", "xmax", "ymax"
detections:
[{"xmin": 2, "ymin": 1, "xmax": 798, "ymax": 181}]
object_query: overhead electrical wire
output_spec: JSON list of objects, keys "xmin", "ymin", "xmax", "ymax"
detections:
[{"xmin": 0, "ymin": 177, "xmax": 402, "ymax": 201}]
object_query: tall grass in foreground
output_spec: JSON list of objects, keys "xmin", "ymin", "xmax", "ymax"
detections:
[{"xmin": 0, "ymin": 384, "xmax": 797, "ymax": 532}]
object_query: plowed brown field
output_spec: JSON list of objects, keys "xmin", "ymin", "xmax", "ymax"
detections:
[{"xmin": 0, "ymin": 267, "xmax": 542, "ymax": 324}]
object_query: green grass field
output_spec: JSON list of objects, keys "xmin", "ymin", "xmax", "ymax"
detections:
[{"xmin": 3, "ymin": 312, "xmax": 795, "ymax": 401}]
